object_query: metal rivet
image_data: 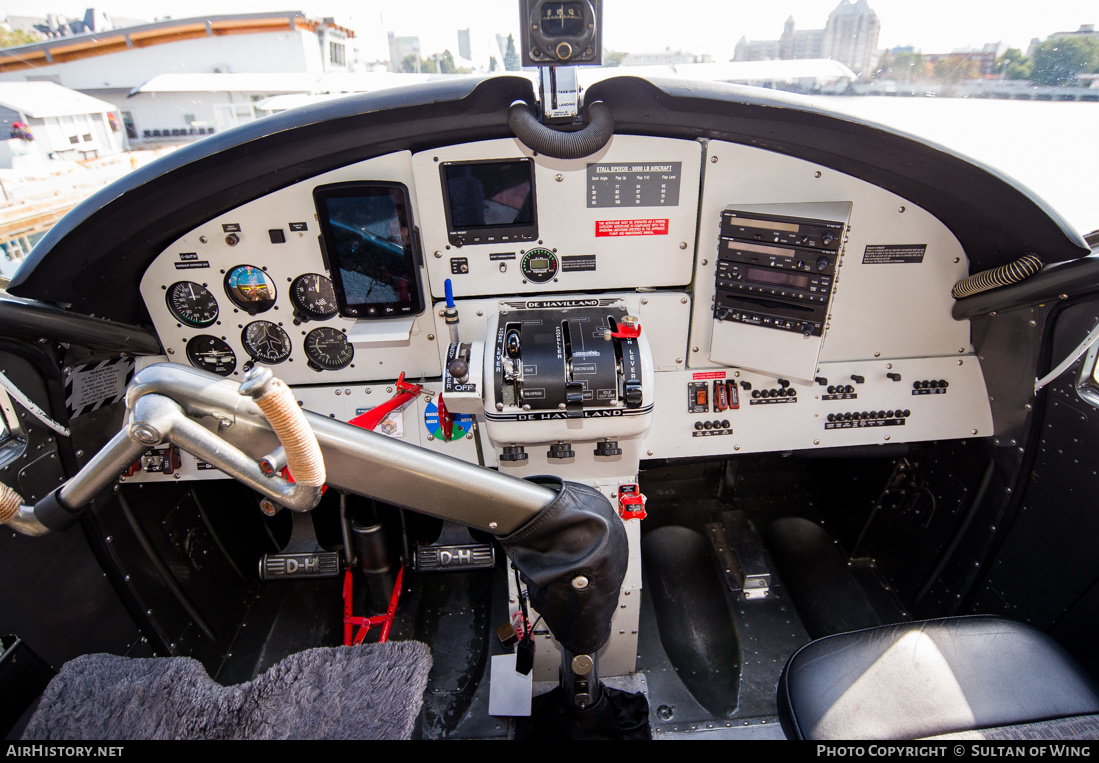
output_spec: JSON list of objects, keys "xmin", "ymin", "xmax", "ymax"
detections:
[{"xmin": 710, "ymin": 156, "xmax": 718, "ymax": 163}]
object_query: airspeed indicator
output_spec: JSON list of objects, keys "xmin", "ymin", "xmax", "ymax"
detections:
[{"xmin": 167, "ymin": 281, "xmax": 219, "ymax": 327}]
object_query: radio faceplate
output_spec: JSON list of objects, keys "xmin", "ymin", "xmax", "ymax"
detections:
[
  {"xmin": 713, "ymin": 209, "xmax": 844, "ymax": 338},
  {"xmin": 709, "ymin": 202, "xmax": 852, "ymax": 382}
]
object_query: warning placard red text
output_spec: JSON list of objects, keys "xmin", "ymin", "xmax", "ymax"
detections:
[{"xmin": 595, "ymin": 219, "xmax": 669, "ymax": 237}]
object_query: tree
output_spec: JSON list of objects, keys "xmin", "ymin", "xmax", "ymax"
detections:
[
  {"xmin": 504, "ymin": 34, "xmax": 520, "ymax": 71},
  {"xmin": 403, "ymin": 50, "xmax": 469, "ymax": 75},
  {"xmin": 995, "ymin": 48, "xmax": 1031, "ymax": 80},
  {"xmin": 603, "ymin": 50, "xmax": 627, "ymax": 67},
  {"xmin": 1030, "ymin": 37, "xmax": 1099, "ymax": 86},
  {"xmin": 932, "ymin": 54, "xmax": 982, "ymax": 85},
  {"xmin": 875, "ymin": 51, "xmax": 926, "ymax": 83},
  {"xmin": 0, "ymin": 28, "xmax": 42, "ymax": 49}
]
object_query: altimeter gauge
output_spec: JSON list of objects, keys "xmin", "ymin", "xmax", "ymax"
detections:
[
  {"xmin": 185, "ymin": 335, "xmax": 236, "ymax": 376},
  {"xmin": 290, "ymin": 273, "xmax": 338, "ymax": 320},
  {"xmin": 303, "ymin": 327, "xmax": 354, "ymax": 371},
  {"xmin": 241, "ymin": 321, "xmax": 291, "ymax": 364},
  {"xmin": 166, "ymin": 281, "xmax": 219, "ymax": 327}
]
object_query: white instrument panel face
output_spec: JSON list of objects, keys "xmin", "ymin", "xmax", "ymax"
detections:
[
  {"xmin": 691, "ymin": 140, "xmax": 973, "ymax": 373},
  {"xmin": 133, "ymin": 132, "xmax": 996, "ymax": 485},
  {"xmin": 412, "ymin": 136, "xmax": 702, "ymax": 299},
  {"xmin": 139, "ymin": 151, "xmax": 441, "ymax": 387},
  {"xmin": 644, "ymin": 356, "xmax": 993, "ymax": 460}
]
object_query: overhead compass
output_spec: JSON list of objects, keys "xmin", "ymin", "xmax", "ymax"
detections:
[
  {"xmin": 241, "ymin": 321, "xmax": 291, "ymax": 364},
  {"xmin": 166, "ymin": 281, "xmax": 219, "ymax": 327}
]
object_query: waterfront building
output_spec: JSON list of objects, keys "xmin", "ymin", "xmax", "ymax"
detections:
[
  {"xmin": 0, "ymin": 12, "xmax": 354, "ymax": 145},
  {"xmin": 733, "ymin": 0, "xmax": 881, "ymax": 77}
]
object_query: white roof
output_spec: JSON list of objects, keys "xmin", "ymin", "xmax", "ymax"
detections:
[
  {"xmin": 128, "ymin": 73, "xmax": 318, "ymax": 96},
  {"xmin": 0, "ymin": 81, "xmax": 117, "ymax": 118}
]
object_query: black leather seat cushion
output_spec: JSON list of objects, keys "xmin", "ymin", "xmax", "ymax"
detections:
[{"xmin": 777, "ymin": 616, "xmax": 1099, "ymax": 740}]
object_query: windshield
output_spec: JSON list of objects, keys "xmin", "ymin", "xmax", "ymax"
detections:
[{"xmin": 0, "ymin": 0, "xmax": 1096, "ymax": 241}]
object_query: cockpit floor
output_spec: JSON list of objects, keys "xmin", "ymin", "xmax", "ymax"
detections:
[{"xmin": 212, "ymin": 457, "xmax": 906, "ymax": 739}]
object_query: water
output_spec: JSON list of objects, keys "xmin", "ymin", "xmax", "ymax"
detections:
[{"xmin": 809, "ymin": 96, "xmax": 1099, "ymax": 237}]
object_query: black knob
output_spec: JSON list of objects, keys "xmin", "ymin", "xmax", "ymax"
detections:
[
  {"xmin": 624, "ymin": 380, "xmax": 643, "ymax": 409},
  {"xmin": 694, "ymin": 421, "xmax": 704, "ymax": 430},
  {"xmin": 778, "ymin": 379, "xmax": 790, "ymax": 389},
  {"xmin": 594, "ymin": 440, "xmax": 622, "ymax": 457},
  {"xmin": 827, "ymin": 413, "xmax": 836, "ymax": 422},
  {"xmin": 851, "ymin": 375, "xmax": 865, "ymax": 384},
  {"xmin": 939, "ymin": 379, "xmax": 949, "ymax": 388},
  {"xmin": 740, "ymin": 381, "xmax": 752, "ymax": 390},
  {"xmin": 827, "ymin": 385, "xmax": 836, "ymax": 394},
  {"xmin": 499, "ymin": 445, "xmax": 528, "ymax": 462},
  {"xmin": 548, "ymin": 443, "xmax": 575, "ymax": 459},
  {"xmin": 703, "ymin": 421, "xmax": 713, "ymax": 429},
  {"xmin": 448, "ymin": 359, "xmax": 469, "ymax": 383},
  {"xmin": 822, "ymin": 233, "xmax": 835, "ymax": 246},
  {"xmin": 721, "ymin": 420, "xmax": 731, "ymax": 429},
  {"xmin": 887, "ymin": 372, "xmax": 901, "ymax": 382},
  {"xmin": 816, "ymin": 377, "xmax": 828, "ymax": 386},
  {"xmin": 816, "ymin": 256, "xmax": 830, "ymax": 271},
  {"xmin": 751, "ymin": 390, "xmax": 760, "ymax": 398}
]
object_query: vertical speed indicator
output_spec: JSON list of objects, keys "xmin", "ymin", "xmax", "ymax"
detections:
[{"xmin": 303, "ymin": 327, "xmax": 354, "ymax": 371}]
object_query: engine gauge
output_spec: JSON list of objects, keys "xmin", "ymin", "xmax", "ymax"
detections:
[
  {"xmin": 185, "ymin": 335, "xmax": 236, "ymax": 376},
  {"xmin": 241, "ymin": 321, "xmax": 291, "ymax": 364},
  {"xmin": 520, "ymin": 247, "xmax": 559, "ymax": 283},
  {"xmin": 225, "ymin": 265, "xmax": 276, "ymax": 313},
  {"xmin": 303, "ymin": 327, "xmax": 354, "ymax": 371},
  {"xmin": 166, "ymin": 281, "xmax": 219, "ymax": 327},
  {"xmin": 290, "ymin": 273, "xmax": 338, "ymax": 320}
]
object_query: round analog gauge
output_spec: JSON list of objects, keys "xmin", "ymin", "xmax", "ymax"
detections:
[
  {"xmin": 520, "ymin": 247, "xmax": 559, "ymax": 283},
  {"xmin": 241, "ymin": 321, "xmax": 291, "ymax": 364},
  {"xmin": 290, "ymin": 273, "xmax": 338, "ymax": 320},
  {"xmin": 303, "ymin": 327, "xmax": 354, "ymax": 371},
  {"xmin": 166, "ymin": 281, "xmax": 219, "ymax": 327},
  {"xmin": 225, "ymin": 265, "xmax": 277, "ymax": 313},
  {"xmin": 185, "ymin": 335, "xmax": 236, "ymax": 376}
]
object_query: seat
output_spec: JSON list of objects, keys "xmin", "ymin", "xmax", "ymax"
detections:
[{"xmin": 777, "ymin": 615, "xmax": 1099, "ymax": 740}]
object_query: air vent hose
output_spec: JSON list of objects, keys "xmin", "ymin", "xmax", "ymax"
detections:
[
  {"xmin": 951, "ymin": 254, "xmax": 1043, "ymax": 299},
  {"xmin": 508, "ymin": 100, "xmax": 614, "ymax": 160}
]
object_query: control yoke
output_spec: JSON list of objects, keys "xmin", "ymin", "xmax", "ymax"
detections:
[{"xmin": 0, "ymin": 363, "xmax": 628, "ymax": 712}]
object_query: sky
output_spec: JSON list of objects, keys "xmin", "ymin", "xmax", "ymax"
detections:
[{"xmin": 2, "ymin": 1, "xmax": 1096, "ymax": 62}]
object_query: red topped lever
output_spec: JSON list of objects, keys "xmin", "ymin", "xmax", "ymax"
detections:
[
  {"xmin": 604, "ymin": 315, "xmax": 641, "ymax": 340},
  {"xmin": 349, "ymin": 373, "xmax": 429, "ymax": 432}
]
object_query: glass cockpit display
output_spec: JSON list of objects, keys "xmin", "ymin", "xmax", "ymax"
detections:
[
  {"xmin": 313, "ymin": 182, "xmax": 425, "ymax": 319},
  {"xmin": 441, "ymin": 159, "xmax": 537, "ymax": 246}
]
